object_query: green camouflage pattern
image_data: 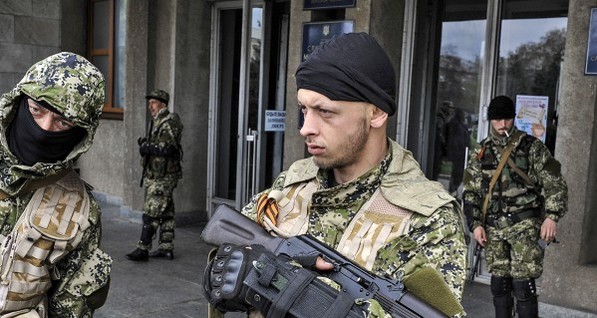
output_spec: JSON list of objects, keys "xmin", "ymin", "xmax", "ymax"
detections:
[
  {"xmin": 242, "ymin": 139, "xmax": 467, "ymax": 317},
  {"xmin": 140, "ymin": 108, "xmax": 182, "ymax": 251},
  {"xmin": 485, "ymin": 218, "xmax": 543, "ymax": 278},
  {"xmin": 142, "ymin": 109, "xmax": 183, "ymax": 180},
  {"xmin": 0, "ymin": 53, "xmax": 111, "ymax": 317},
  {"xmin": 139, "ymin": 177, "xmax": 177, "ymax": 250},
  {"xmin": 463, "ymin": 126, "xmax": 567, "ymax": 278}
]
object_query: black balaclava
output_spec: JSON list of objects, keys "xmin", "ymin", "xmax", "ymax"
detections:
[{"xmin": 7, "ymin": 96, "xmax": 86, "ymax": 166}]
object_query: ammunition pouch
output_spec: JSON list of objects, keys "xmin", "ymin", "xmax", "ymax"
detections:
[
  {"xmin": 0, "ymin": 170, "xmax": 92, "ymax": 315},
  {"xmin": 244, "ymin": 252, "xmax": 364, "ymax": 318},
  {"xmin": 486, "ymin": 209, "xmax": 540, "ymax": 229},
  {"xmin": 204, "ymin": 244, "xmax": 365, "ymax": 318}
]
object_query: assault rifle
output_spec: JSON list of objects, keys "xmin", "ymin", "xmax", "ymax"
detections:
[
  {"xmin": 139, "ymin": 118, "xmax": 153, "ymax": 187},
  {"xmin": 469, "ymin": 242, "xmax": 483, "ymax": 282},
  {"xmin": 201, "ymin": 205, "xmax": 452, "ymax": 318}
]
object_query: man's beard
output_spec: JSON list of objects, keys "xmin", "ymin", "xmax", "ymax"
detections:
[{"xmin": 313, "ymin": 118, "xmax": 369, "ymax": 170}]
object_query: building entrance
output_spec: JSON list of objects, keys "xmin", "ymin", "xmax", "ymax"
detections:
[
  {"xmin": 207, "ymin": 0, "xmax": 290, "ymax": 214},
  {"xmin": 405, "ymin": 0, "xmax": 568, "ymax": 283}
]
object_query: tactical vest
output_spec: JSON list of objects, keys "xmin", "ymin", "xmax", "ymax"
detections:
[
  {"xmin": 480, "ymin": 132, "xmax": 542, "ymax": 216},
  {"xmin": 145, "ymin": 112, "xmax": 183, "ymax": 180},
  {"xmin": 0, "ymin": 170, "xmax": 90, "ymax": 317},
  {"xmin": 264, "ymin": 180, "xmax": 413, "ymax": 271}
]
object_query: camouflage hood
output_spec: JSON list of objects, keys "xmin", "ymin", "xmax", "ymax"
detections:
[{"xmin": 0, "ymin": 52, "xmax": 104, "ymax": 194}]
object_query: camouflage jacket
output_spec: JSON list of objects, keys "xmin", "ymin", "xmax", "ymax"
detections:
[
  {"xmin": 242, "ymin": 139, "xmax": 467, "ymax": 305},
  {"xmin": 462, "ymin": 126, "xmax": 568, "ymax": 231},
  {"xmin": 141, "ymin": 108, "xmax": 183, "ymax": 181},
  {"xmin": 0, "ymin": 53, "xmax": 112, "ymax": 317}
]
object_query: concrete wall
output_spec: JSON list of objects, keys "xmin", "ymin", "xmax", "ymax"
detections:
[
  {"xmin": 79, "ymin": 120, "xmax": 126, "ymax": 197},
  {"xmin": 88, "ymin": 0, "xmax": 213, "ymax": 217},
  {"xmin": 0, "ymin": 0, "xmax": 62, "ymax": 94},
  {"xmin": 282, "ymin": 1, "xmax": 311, "ymax": 169},
  {"xmin": 171, "ymin": 0, "xmax": 211, "ymax": 215},
  {"xmin": 540, "ymin": 0, "xmax": 597, "ymax": 313}
]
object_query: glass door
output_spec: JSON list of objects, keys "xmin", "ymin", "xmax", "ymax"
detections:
[
  {"xmin": 437, "ymin": 0, "xmax": 567, "ymax": 191},
  {"xmin": 493, "ymin": 0, "xmax": 568, "ymax": 154},
  {"xmin": 432, "ymin": 0, "xmax": 488, "ymax": 196},
  {"xmin": 407, "ymin": 0, "xmax": 567, "ymax": 284},
  {"xmin": 207, "ymin": 0, "xmax": 289, "ymax": 214}
]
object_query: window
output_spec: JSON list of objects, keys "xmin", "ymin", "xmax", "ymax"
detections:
[{"xmin": 88, "ymin": 0, "xmax": 126, "ymax": 118}]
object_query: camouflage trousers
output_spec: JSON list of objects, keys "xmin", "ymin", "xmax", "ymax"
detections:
[
  {"xmin": 485, "ymin": 217, "xmax": 544, "ymax": 278},
  {"xmin": 138, "ymin": 177, "xmax": 178, "ymax": 251}
]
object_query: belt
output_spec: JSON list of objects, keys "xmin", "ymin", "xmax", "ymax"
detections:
[{"xmin": 486, "ymin": 209, "xmax": 540, "ymax": 229}]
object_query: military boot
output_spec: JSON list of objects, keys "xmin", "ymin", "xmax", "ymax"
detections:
[
  {"xmin": 491, "ymin": 276, "xmax": 514, "ymax": 318},
  {"xmin": 149, "ymin": 249, "xmax": 174, "ymax": 260},
  {"xmin": 126, "ymin": 248, "xmax": 148, "ymax": 261},
  {"xmin": 513, "ymin": 278, "xmax": 538, "ymax": 318}
]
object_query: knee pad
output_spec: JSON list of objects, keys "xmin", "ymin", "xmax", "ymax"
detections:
[
  {"xmin": 491, "ymin": 276, "xmax": 513, "ymax": 297},
  {"xmin": 512, "ymin": 278, "xmax": 537, "ymax": 302}
]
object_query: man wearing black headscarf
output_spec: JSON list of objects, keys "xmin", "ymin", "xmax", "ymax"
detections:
[{"xmin": 204, "ymin": 33, "xmax": 467, "ymax": 318}]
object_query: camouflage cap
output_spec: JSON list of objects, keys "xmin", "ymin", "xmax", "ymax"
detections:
[{"xmin": 146, "ymin": 89, "xmax": 169, "ymax": 105}]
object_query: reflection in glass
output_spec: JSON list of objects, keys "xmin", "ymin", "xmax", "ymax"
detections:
[
  {"xmin": 92, "ymin": 1, "xmax": 110, "ymax": 49},
  {"xmin": 497, "ymin": 0, "xmax": 567, "ymax": 154},
  {"xmin": 114, "ymin": 0, "xmax": 127, "ymax": 109},
  {"xmin": 433, "ymin": 1, "xmax": 487, "ymax": 197}
]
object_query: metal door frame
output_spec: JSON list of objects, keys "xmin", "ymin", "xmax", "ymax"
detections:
[{"xmin": 206, "ymin": 0, "xmax": 268, "ymax": 215}]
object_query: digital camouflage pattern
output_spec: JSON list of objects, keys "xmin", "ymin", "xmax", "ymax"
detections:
[
  {"xmin": 0, "ymin": 52, "xmax": 111, "ymax": 317},
  {"xmin": 139, "ymin": 108, "xmax": 183, "ymax": 251},
  {"xmin": 462, "ymin": 126, "xmax": 567, "ymax": 278},
  {"xmin": 242, "ymin": 139, "xmax": 467, "ymax": 317}
]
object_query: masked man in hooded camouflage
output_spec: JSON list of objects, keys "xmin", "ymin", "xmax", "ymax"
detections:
[
  {"xmin": 463, "ymin": 95, "xmax": 568, "ymax": 318},
  {"xmin": 0, "ymin": 53, "xmax": 112, "ymax": 317},
  {"xmin": 204, "ymin": 32, "xmax": 467, "ymax": 318},
  {"xmin": 126, "ymin": 89, "xmax": 183, "ymax": 262}
]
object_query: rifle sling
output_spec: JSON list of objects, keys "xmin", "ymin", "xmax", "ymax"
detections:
[
  {"xmin": 0, "ymin": 168, "xmax": 71, "ymax": 200},
  {"xmin": 481, "ymin": 131, "xmax": 524, "ymax": 225},
  {"xmin": 506, "ymin": 157, "xmax": 535, "ymax": 186}
]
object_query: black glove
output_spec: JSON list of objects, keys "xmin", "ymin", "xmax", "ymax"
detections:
[
  {"xmin": 137, "ymin": 137, "xmax": 147, "ymax": 146},
  {"xmin": 203, "ymin": 244, "xmax": 269, "ymax": 313},
  {"xmin": 139, "ymin": 142, "xmax": 159, "ymax": 156},
  {"xmin": 139, "ymin": 142, "xmax": 178, "ymax": 158}
]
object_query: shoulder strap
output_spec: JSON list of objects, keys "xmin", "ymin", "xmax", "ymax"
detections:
[
  {"xmin": 481, "ymin": 131, "xmax": 524, "ymax": 224},
  {"xmin": 0, "ymin": 168, "xmax": 71, "ymax": 201},
  {"xmin": 506, "ymin": 157, "xmax": 535, "ymax": 186}
]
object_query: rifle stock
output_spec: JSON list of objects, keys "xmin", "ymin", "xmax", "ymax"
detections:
[{"xmin": 201, "ymin": 205, "xmax": 449, "ymax": 318}]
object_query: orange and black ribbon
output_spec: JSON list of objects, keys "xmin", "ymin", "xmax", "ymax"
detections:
[{"xmin": 256, "ymin": 192, "xmax": 279, "ymax": 227}]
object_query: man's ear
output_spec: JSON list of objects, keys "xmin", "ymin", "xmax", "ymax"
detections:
[{"xmin": 370, "ymin": 106, "xmax": 388, "ymax": 129}]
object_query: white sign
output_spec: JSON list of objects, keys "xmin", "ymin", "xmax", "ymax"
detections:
[
  {"xmin": 515, "ymin": 95, "xmax": 548, "ymax": 143},
  {"xmin": 265, "ymin": 110, "xmax": 286, "ymax": 132}
]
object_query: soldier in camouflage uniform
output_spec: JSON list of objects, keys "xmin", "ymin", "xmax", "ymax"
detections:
[
  {"xmin": 462, "ymin": 95, "xmax": 568, "ymax": 318},
  {"xmin": 0, "ymin": 53, "xmax": 112, "ymax": 317},
  {"xmin": 126, "ymin": 89, "xmax": 183, "ymax": 261},
  {"xmin": 204, "ymin": 33, "xmax": 467, "ymax": 318}
]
